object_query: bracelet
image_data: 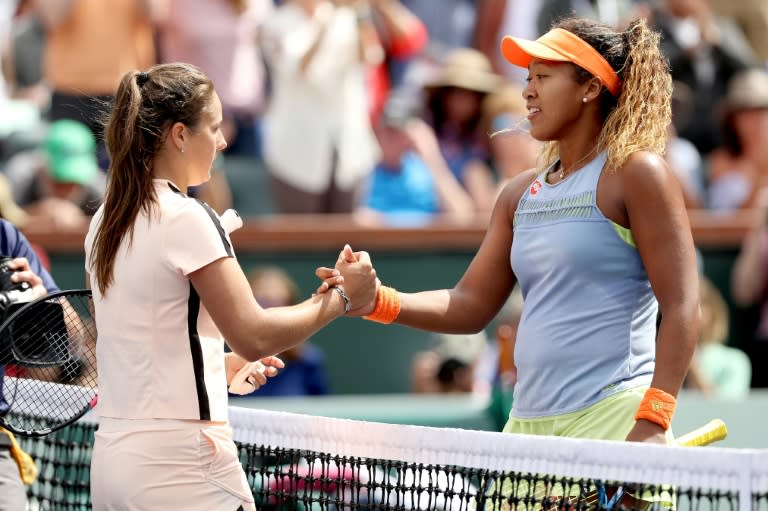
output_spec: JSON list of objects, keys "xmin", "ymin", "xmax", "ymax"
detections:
[
  {"xmin": 362, "ymin": 285, "xmax": 400, "ymax": 324},
  {"xmin": 634, "ymin": 387, "xmax": 677, "ymax": 430},
  {"xmin": 331, "ymin": 286, "xmax": 351, "ymax": 314}
]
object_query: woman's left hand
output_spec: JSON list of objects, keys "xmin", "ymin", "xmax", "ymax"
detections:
[
  {"xmin": 313, "ymin": 267, "xmax": 344, "ymax": 295},
  {"xmin": 625, "ymin": 419, "xmax": 668, "ymax": 444},
  {"xmin": 226, "ymin": 354, "xmax": 284, "ymax": 395}
]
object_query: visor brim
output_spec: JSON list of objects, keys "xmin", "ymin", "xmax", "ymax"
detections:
[{"xmin": 500, "ymin": 36, "xmax": 570, "ymax": 69}]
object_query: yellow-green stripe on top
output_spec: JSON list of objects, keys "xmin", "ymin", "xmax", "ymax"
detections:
[{"xmin": 611, "ymin": 222, "xmax": 636, "ymax": 247}]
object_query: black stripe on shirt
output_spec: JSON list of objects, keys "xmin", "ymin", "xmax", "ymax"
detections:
[
  {"xmin": 194, "ymin": 199, "xmax": 233, "ymax": 257},
  {"xmin": 166, "ymin": 182, "xmax": 233, "ymax": 257},
  {"xmin": 187, "ymin": 284, "xmax": 211, "ymax": 421}
]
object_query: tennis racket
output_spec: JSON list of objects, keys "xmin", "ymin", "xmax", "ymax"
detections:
[{"xmin": 0, "ymin": 289, "xmax": 96, "ymax": 437}]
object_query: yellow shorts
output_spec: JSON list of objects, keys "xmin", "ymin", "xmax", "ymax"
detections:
[
  {"xmin": 502, "ymin": 386, "xmax": 652, "ymax": 440},
  {"xmin": 486, "ymin": 387, "xmax": 675, "ymax": 510}
]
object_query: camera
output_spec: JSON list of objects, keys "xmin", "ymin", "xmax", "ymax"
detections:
[{"xmin": 0, "ymin": 256, "xmax": 37, "ymax": 319}]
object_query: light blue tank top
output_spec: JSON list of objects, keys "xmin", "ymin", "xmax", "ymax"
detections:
[{"xmin": 510, "ymin": 152, "xmax": 657, "ymax": 418}]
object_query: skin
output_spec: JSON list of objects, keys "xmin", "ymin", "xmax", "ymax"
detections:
[
  {"xmin": 319, "ymin": 58, "xmax": 700, "ymax": 445},
  {"xmin": 5, "ymin": 257, "xmax": 47, "ymax": 300},
  {"xmin": 87, "ymin": 92, "xmax": 378, "ymax": 388}
]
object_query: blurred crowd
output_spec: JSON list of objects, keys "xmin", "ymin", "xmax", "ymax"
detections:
[
  {"xmin": 1, "ymin": 0, "xmax": 768, "ymax": 398},
  {"xmin": 1, "ymin": 0, "xmax": 767, "ymax": 227}
]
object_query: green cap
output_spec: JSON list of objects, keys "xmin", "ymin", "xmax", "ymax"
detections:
[{"xmin": 44, "ymin": 120, "xmax": 99, "ymax": 185}]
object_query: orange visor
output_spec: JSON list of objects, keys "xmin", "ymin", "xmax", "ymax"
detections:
[{"xmin": 501, "ymin": 28, "xmax": 621, "ymax": 96}]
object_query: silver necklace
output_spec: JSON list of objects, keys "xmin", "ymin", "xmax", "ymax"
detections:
[{"xmin": 556, "ymin": 146, "xmax": 598, "ymax": 180}]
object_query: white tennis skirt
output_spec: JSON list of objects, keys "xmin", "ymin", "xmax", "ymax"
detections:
[{"xmin": 91, "ymin": 417, "xmax": 256, "ymax": 511}]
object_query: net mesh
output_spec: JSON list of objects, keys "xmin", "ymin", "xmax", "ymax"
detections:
[
  {"xmin": 1, "ymin": 291, "xmax": 96, "ymax": 436},
  {"xmin": 15, "ymin": 406, "xmax": 768, "ymax": 511}
]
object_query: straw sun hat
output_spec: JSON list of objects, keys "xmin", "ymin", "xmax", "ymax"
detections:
[{"xmin": 423, "ymin": 48, "xmax": 502, "ymax": 95}]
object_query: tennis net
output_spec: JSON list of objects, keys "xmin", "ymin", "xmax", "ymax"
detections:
[{"xmin": 17, "ymin": 405, "xmax": 768, "ymax": 510}]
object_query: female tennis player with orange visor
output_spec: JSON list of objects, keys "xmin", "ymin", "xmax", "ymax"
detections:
[{"xmin": 322, "ymin": 16, "xmax": 700, "ymax": 449}]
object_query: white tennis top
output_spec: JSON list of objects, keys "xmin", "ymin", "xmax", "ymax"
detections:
[{"xmin": 84, "ymin": 179, "xmax": 234, "ymax": 422}]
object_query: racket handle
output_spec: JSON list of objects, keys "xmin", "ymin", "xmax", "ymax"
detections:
[{"xmin": 676, "ymin": 419, "xmax": 728, "ymax": 447}]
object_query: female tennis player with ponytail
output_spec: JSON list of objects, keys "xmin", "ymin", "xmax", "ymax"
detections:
[
  {"xmin": 321, "ymin": 16, "xmax": 699, "ymax": 447},
  {"xmin": 85, "ymin": 63, "xmax": 377, "ymax": 511}
]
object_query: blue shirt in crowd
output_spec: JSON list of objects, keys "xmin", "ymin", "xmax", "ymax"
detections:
[{"xmin": 366, "ymin": 151, "xmax": 440, "ymax": 226}]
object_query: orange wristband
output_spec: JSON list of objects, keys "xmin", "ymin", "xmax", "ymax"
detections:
[
  {"xmin": 634, "ymin": 387, "xmax": 677, "ymax": 430},
  {"xmin": 362, "ymin": 286, "xmax": 401, "ymax": 324}
]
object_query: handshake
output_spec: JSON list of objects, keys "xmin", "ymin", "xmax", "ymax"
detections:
[{"xmin": 314, "ymin": 244, "xmax": 381, "ymax": 317}]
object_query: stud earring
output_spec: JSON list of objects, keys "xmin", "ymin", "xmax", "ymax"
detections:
[
  {"xmin": 582, "ymin": 97, "xmax": 588, "ymax": 103},
  {"xmin": 180, "ymin": 147, "xmax": 184, "ymax": 153}
]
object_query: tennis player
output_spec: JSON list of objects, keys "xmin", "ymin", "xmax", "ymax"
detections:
[
  {"xmin": 85, "ymin": 63, "xmax": 377, "ymax": 511},
  {"xmin": 321, "ymin": 17, "xmax": 699, "ymax": 445}
]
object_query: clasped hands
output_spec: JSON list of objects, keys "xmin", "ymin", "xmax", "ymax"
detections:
[{"xmin": 315, "ymin": 244, "xmax": 380, "ymax": 316}]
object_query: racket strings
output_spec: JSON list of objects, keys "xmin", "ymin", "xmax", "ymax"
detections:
[{"xmin": 1, "ymin": 292, "xmax": 97, "ymax": 436}]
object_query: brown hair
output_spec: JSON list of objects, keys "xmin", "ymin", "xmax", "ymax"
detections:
[
  {"xmin": 539, "ymin": 18, "xmax": 672, "ymax": 172},
  {"xmin": 90, "ymin": 63, "xmax": 214, "ymax": 295}
]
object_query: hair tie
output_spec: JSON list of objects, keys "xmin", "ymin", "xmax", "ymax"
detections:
[{"xmin": 136, "ymin": 72, "xmax": 150, "ymax": 87}]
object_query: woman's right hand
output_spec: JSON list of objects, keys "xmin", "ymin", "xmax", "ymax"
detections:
[
  {"xmin": 334, "ymin": 244, "xmax": 377, "ymax": 312},
  {"xmin": 314, "ymin": 245, "xmax": 362, "ymax": 295}
]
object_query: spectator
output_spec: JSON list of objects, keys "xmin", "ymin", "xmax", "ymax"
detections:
[
  {"xmin": 366, "ymin": 0, "xmax": 428, "ymax": 122},
  {"xmin": 410, "ymin": 331, "xmax": 489, "ymax": 394},
  {"xmin": 707, "ymin": 68, "xmax": 768, "ymax": 211},
  {"xmin": 685, "ymin": 276, "xmax": 751, "ymax": 399},
  {"xmin": 708, "ymin": 0, "xmax": 768, "ymax": 67},
  {"xmin": 0, "ymin": 1, "xmax": 45, "ymax": 158},
  {"xmin": 34, "ymin": 0, "xmax": 158, "ymax": 166},
  {"xmin": 357, "ymin": 94, "xmax": 474, "ymax": 225},
  {"xmin": 0, "ymin": 174, "xmax": 28, "ymax": 228},
  {"xmin": 3, "ymin": 119, "xmax": 105, "ymax": 229},
  {"xmin": 260, "ymin": 0, "xmax": 381, "ymax": 214},
  {"xmin": 473, "ymin": 0, "xmax": 544, "ymax": 81},
  {"xmin": 242, "ymin": 266, "xmax": 331, "ymax": 397},
  {"xmin": 730, "ymin": 186, "xmax": 768, "ymax": 389},
  {"xmin": 649, "ymin": 0, "xmax": 757, "ymax": 156},
  {"xmin": 536, "ymin": 0, "xmax": 641, "ymax": 34},
  {"xmin": 2, "ymin": 0, "xmax": 48, "ymax": 110},
  {"xmin": 422, "ymin": 47, "xmax": 501, "ymax": 212},
  {"xmin": 664, "ymin": 81, "xmax": 706, "ymax": 209},
  {"xmin": 156, "ymin": 0, "xmax": 274, "ymax": 157},
  {"xmin": 399, "ymin": 0, "xmax": 475, "ymax": 59}
]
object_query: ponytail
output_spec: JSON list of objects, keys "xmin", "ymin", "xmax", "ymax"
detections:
[
  {"xmin": 90, "ymin": 64, "xmax": 213, "ymax": 295},
  {"xmin": 600, "ymin": 19, "xmax": 671, "ymax": 170}
]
